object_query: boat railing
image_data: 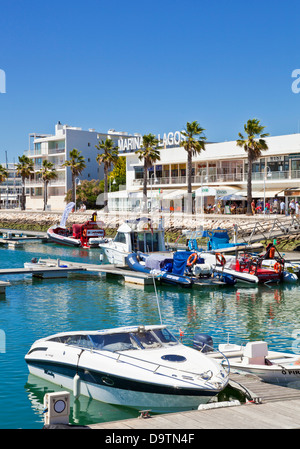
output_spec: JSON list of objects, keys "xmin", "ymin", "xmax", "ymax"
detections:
[
  {"xmin": 89, "ymin": 345, "xmax": 228, "ymax": 384},
  {"xmin": 190, "ymin": 341, "xmax": 231, "ymax": 376}
]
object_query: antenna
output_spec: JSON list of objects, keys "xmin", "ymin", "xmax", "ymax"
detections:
[{"xmin": 152, "ymin": 273, "xmax": 162, "ymax": 325}]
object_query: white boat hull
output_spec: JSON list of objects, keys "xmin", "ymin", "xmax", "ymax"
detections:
[{"xmin": 27, "ymin": 364, "xmax": 217, "ymax": 412}]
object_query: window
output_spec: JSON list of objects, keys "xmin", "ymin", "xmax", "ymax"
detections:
[
  {"xmin": 153, "ymin": 328, "xmax": 178, "ymax": 346},
  {"xmin": 114, "ymin": 232, "xmax": 126, "ymax": 244}
]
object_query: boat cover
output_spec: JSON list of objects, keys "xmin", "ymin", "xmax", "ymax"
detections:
[
  {"xmin": 145, "ymin": 254, "xmax": 173, "ymax": 271},
  {"xmin": 172, "ymin": 251, "xmax": 193, "ymax": 276}
]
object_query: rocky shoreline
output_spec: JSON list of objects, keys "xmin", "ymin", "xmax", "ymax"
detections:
[{"xmin": 0, "ymin": 209, "xmax": 299, "ymax": 250}]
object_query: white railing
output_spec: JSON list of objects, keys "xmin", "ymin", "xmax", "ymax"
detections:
[{"xmin": 133, "ymin": 170, "xmax": 295, "ymax": 186}]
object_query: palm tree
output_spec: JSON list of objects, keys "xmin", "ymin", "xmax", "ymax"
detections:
[
  {"xmin": 95, "ymin": 138, "xmax": 119, "ymax": 210},
  {"xmin": 135, "ymin": 133, "xmax": 160, "ymax": 212},
  {"xmin": 0, "ymin": 164, "xmax": 8, "ymax": 208},
  {"xmin": 62, "ymin": 149, "xmax": 86, "ymax": 206},
  {"xmin": 236, "ymin": 119, "xmax": 269, "ymax": 215},
  {"xmin": 37, "ymin": 159, "xmax": 58, "ymax": 211},
  {"xmin": 180, "ymin": 121, "xmax": 206, "ymax": 213},
  {"xmin": 15, "ymin": 155, "xmax": 34, "ymax": 210}
]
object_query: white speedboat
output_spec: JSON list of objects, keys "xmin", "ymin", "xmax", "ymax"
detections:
[
  {"xmin": 25, "ymin": 324, "xmax": 229, "ymax": 412},
  {"xmin": 24, "ymin": 258, "xmax": 69, "ymax": 278},
  {"xmin": 199, "ymin": 252, "xmax": 259, "ymax": 284},
  {"xmin": 99, "ymin": 217, "xmax": 167, "ymax": 266},
  {"xmin": 207, "ymin": 339, "xmax": 300, "ymax": 388}
]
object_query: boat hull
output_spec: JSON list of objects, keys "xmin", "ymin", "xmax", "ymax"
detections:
[
  {"xmin": 26, "ymin": 361, "xmax": 219, "ymax": 412},
  {"xmin": 47, "ymin": 230, "xmax": 81, "ymax": 247},
  {"xmin": 227, "ymin": 363, "xmax": 300, "ymax": 388}
]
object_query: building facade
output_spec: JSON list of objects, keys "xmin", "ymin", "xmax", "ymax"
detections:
[
  {"xmin": 108, "ymin": 132, "xmax": 300, "ymax": 213},
  {"xmin": 0, "ymin": 162, "xmax": 23, "ymax": 209},
  {"xmin": 24, "ymin": 123, "xmax": 132, "ymax": 211}
]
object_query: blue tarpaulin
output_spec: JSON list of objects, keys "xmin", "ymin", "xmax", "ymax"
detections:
[{"xmin": 172, "ymin": 251, "xmax": 193, "ymax": 275}]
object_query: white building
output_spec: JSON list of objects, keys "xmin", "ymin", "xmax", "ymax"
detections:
[
  {"xmin": 24, "ymin": 122, "xmax": 132, "ymax": 211},
  {"xmin": 109, "ymin": 132, "xmax": 300, "ymax": 213},
  {"xmin": 0, "ymin": 163, "xmax": 23, "ymax": 209}
]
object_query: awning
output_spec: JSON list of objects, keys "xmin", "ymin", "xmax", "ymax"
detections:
[
  {"xmin": 239, "ymin": 189, "xmax": 285, "ymax": 198},
  {"xmin": 162, "ymin": 189, "xmax": 187, "ymax": 200},
  {"xmin": 195, "ymin": 186, "xmax": 217, "ymax": 197},
  {"xmin": 195, "ymin": 186, "xmax": 243, "ymax": 197}
]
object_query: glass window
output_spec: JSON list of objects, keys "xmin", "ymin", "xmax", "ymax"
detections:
[
  {"xmin": 114, "ymin": 232, "xmax": 126, "ymax": 244},
  {"xmin": 90, "ymin": 333, "xmax": 139, "ymax": 351},
  {"xmin": 134, "ymin": 330, "xmax": 161, "ymax": 349},
  {"xmin": 153, "ymin": 328, "xmax": 179, "ymax": 346}
]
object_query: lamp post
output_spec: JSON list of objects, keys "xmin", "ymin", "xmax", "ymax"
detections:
[
  {"xmin": 74, "ymin": 177, "xmax": 81, "ymax": 212},
  {"xmin": 150, "ymin": 172, "xmax": 158, "ymax": 213},
  {"xmin": 199, "ymin": 169, "xmax": 208, "ymax": 216},
  {"xmin": 109, "ymin": 178, "xmax": 116, "ymax": 211},
  {"xmin": 263, "ymin": 165, "xmax": 272, "ymax": 215}
]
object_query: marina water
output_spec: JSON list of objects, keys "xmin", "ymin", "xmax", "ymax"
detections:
[{"xmin": 1, "ymin": 241, "xmax": 300, "ymax": 428}]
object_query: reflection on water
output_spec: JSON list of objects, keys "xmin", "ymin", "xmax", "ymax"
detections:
[
  {"xmin": 0, "ymin": 242, "xmax": 300, "ymax": 427},
  {"xmin": 25, "ymin": 375, "xmax": 138, "ymax": 426}
]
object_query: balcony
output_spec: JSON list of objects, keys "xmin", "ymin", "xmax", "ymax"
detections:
[{"xmin": 132, "ymin": 170, "xmax": 296, "ymax": 187}]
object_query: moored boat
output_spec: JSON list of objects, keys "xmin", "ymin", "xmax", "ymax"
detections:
[
  {"xmin": 99, "ymin": 217, "xmax": 167, "ymax": 266},
  {"xmin": 205, "ymin": 338, "xmax": 300, "ymax": 388},
  {"xmin": 47, "ymin": 202, "xmax": 105, "ymax": 248},
  {"xmin": 25, "ymin": 324, "xmax": 229, "ymax": 412}
]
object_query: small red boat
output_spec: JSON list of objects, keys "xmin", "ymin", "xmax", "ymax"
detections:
[
  {"xmin": 47, "ymin": 221, "xmax": 106, "ymax": 248},
  {"xmin": 235, "ymin": 254, "xmax": 283, "ymax": 283}
]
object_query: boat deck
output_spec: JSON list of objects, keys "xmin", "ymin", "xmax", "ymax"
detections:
[{"xmin": 89, "ymin": 373, "xmax": 300, "ymax": 429}]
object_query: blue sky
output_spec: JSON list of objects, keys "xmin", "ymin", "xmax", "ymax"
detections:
[{"xmin": 1, "ymin": 0, "xmax": 300, "ymax": 161}]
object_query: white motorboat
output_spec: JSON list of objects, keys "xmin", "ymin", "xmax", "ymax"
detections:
[
  {"xmin": 199, "ymin": 252, "xmax": 259, "ymax": 284},
  {"xmin": 24, "ymin": 258, "xmax": 69, "ymax": 278},
  {"xmin": 99, "ymin": 217, "xmax": 167, "ymax": 266},
  {"xmin": 206, "ymin": 339, "xmax": 300, "ymax": 388},
  {"xmin": 25, "ymin": 324, "xmax": 229, "ymax": 412}
]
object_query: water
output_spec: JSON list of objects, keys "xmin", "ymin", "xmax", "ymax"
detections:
[{"xmin": 1, "ymin": 241, "xmax": 300, "ymax": 428}]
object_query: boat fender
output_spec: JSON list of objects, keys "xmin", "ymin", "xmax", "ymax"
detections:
[
  {"xmin": 187, "ymin": 253, "xmax": 198, "ymax": 267},
  {"xmin": 216, "ymin": 253, "xmax": 226, "ymax": 266},
  {"xmin": 73, "ymin": 373, "xmax": 80, "ymax": 399}
]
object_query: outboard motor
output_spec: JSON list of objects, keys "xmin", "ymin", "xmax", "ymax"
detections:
[{"xmin": 193, "ymin": 333, "xmax": 213, "ymax": 352}]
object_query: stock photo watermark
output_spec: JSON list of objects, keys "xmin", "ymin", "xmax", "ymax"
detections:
[{"xmin": 0, "ymin": 69, "xmax": 6, "ymax": 93}]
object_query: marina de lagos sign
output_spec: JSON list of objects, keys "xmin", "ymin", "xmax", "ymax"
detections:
[{"xmin": 118, "ymin": 131, "xmax": 186, "ymax": 152}]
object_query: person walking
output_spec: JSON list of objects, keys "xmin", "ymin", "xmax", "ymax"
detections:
[
  {"xmin": 296, "ymin": 201, "xmax": 300, "ymax": 218},
  {"xmin": 289, "ymin": 199, "xmax": 296, "ymax": 215}
]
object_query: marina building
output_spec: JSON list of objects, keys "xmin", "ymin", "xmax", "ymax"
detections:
[
  {"xmin": 24, "ymin": 123, "xmax": 134, "ymax": 211},
  {"xmin": 109, "ymin": 132, "xmax": 300, "ymax": 213}
]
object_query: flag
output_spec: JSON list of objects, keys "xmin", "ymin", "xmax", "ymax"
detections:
[{"xmin": 60, "ymin": 202, "xmax": 75, "ymax": 227}]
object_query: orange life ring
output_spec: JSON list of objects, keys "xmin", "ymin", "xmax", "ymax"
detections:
[
  {"xmin": 274, "ymin": 262, "xmax": 282, "ymax": 273},
  {"xmin": 82, "ymin": 229, "xmax": 87, "ymax": 238},
  {"xmin": 187, "ymin": 253, "xmax": 198, "ymax": 267},
  {"xmin": 216, "ymin": 253, "xmax": 226, "ymax": 266}
]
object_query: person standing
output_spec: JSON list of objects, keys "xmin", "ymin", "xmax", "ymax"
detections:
[
  {"xmin": 251, "ymin": 199, "xmax": 256, "ymax": 215},
  {"xmin": 280, "ymin": 200, "xmax": 285, "ymax": 215},
  {"xmin": 289, "ymin": 199, "xmax": 296, "ymax": 215}
]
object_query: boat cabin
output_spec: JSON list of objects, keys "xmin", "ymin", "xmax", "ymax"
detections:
[{"xmin": 113, "ymin": 219, "xmax": 166, "ymax": 253}]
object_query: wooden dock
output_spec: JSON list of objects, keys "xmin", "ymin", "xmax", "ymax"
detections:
[
  {"xmin": 88, "ymin": 373, "xmax": 300, "ymax": 429},
  {"xmin": 0, "ymin": 258, "xmax": 225, "ymax": 287}
]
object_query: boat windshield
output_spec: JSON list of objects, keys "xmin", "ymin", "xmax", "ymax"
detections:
[{"xmin": 50, "ymin": 328, "xmax": 179, "ymax": 352}]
